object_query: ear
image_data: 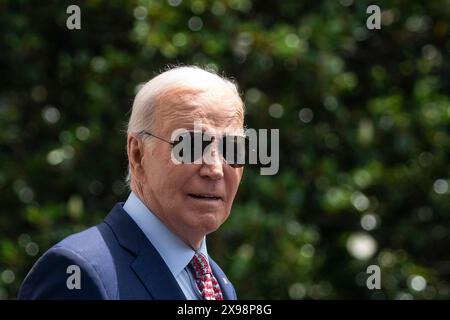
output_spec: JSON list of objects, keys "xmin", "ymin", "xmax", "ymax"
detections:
[{"xmin": 127, "ymin": 134, "xmax": 147, "ymax": 183}]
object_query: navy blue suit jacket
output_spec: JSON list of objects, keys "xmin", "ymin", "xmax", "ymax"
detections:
[{"xmin": 18, "ymin": 203, "xmax": 237, "ymax": 300}]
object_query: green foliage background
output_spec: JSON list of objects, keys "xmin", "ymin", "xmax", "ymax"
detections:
[{"xmin": 0, "ymin": 0, "xmax": 449, "ymax": 299}]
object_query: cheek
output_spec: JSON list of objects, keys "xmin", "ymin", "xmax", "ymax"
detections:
[
  {"xmin": 142, "ymin": 147, "xmax": 173, "ymax": 194},
  {"xmin": 165, "ymin": 164, "xmax": 198, "ymax": 195},
  {"xmin": 143, "ymin": 159, "xmax": 163, "ymax": 187},
  {"xmin": 226, "ymin": 170, "xmax": 243, "ymax": 201}
]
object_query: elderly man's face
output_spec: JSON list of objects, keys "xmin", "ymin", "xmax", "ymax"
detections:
[{"xmin": 134, "ymin": 88, "xmax": 244, "ymax": 248}]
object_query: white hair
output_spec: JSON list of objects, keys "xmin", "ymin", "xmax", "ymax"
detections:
[{"xmin": 125, "ymin": 65, "xmax": 244, "ymax": 187}]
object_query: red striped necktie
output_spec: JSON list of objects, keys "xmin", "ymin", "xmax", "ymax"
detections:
[{"xmin": 189, "ymin": 252, "xmax": 224, "ymax": 300}]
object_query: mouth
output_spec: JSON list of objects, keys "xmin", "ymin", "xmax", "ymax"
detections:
[{"xmin": 188, "ymin": 193, "xmax": 223, "ymax": 201}]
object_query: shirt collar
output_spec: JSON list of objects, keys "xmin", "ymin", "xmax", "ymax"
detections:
[{"xmin": 122, "ymin": 192, "xmax": 208, "ymax": 278}]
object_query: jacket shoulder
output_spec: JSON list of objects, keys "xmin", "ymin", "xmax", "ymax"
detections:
[{"xmin": 18, "ymin": 224, "xmax": 117, "ymax": 299}]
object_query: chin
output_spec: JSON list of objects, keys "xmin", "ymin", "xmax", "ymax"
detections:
[{"xmin": 193, "ymin": 211, "xmax": 226, "ymax": 234}]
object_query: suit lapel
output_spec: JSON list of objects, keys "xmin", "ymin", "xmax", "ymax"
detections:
[
  {"xmin": 209, "ymin": 258, "xmax": 236, "ymax": 300},
  {"xmin": 104, "ymin": 203, "xmax": 186, "ymax": 300},
  {"xmin": 131, "ymin": 245, "xmax": 186, "ymax": 300}
]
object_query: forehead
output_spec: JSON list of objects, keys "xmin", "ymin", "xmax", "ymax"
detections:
[{"xmin": 155, "ymin": 87, "xmax": 244, "ymax": 136}]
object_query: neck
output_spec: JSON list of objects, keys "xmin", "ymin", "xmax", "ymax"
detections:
[
  {"xmin": 130, "ymin": 182, "xmax": 204, "ymax": 251},
  {"xmin": 185, "ymin": 238, "xmax": 203, "ymax": 252}
]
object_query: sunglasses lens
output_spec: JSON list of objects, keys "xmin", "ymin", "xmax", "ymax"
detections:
[
  {"xmin": 172, "ymin": 134, "xmax": 185, "ymax": 163},
  {"xmin": 173, "ymin": 132, "xmax": 213, "ymax": 163},
  {"xmin": 220, "ymin": 135, "xmax": 247, "ymax": 168},
  {"xmin": 173, "ymin": 131, "xmax": 247, "ymax": 168}
]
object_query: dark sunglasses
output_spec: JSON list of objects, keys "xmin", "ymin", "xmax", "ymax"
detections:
[{"xmin": 139, "ymin": 130, "xmax": 251, "ymax": 168}]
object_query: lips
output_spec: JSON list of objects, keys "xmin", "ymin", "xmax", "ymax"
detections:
[{"xmin": 188, "ymin": 193, "xmax": 223, "ymax": 201}]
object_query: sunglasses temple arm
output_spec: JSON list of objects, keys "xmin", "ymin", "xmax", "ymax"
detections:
[{"xmin": 140, "ymin": 131, "xmax": 175, "ymax": 146}]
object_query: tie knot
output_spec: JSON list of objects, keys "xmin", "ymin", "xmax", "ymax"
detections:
[{"xmin": 189, "ymin": 252, "xmax": 212, "ymax": 278}]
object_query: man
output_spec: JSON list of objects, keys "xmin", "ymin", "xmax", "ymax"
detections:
[{"xmin": 18, "ymin": 66, "xmax": 245, "ymax": 299}]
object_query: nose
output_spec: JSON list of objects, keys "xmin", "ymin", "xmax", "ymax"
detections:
[{"xmin": 199, "ymin": 145, "xmax": 224, "ymax": 180}]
